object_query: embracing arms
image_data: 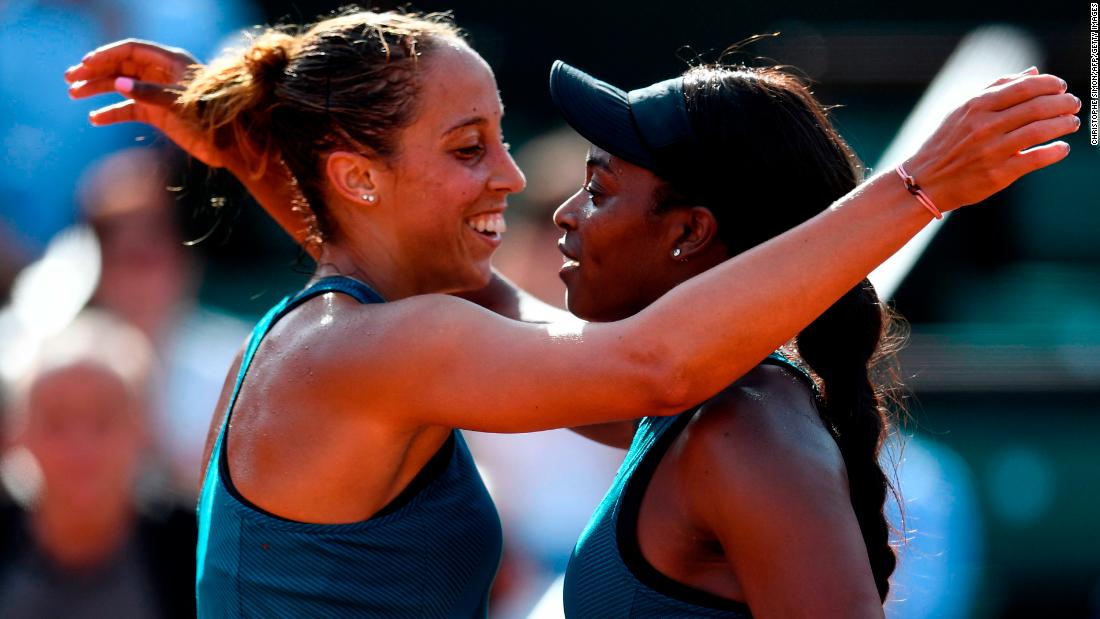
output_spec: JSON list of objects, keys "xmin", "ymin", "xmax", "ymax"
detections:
[{"xmin": 67, "ymin": 41, "xmax": 1080, "ymax": 434}]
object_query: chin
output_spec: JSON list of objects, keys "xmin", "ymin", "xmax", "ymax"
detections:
[
  {"xmin": 566, "ymin": 286, "xmax": 639, "ymax": 323},
  {"xmin": 447, "ymin": 262, "xmax": 493, "ymax": 294},
  {"xmin": 565, "ymin": 292, "xmax": 606, "ymax": 323}
]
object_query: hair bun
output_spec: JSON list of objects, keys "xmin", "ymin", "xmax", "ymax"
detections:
[{"xmin": 243, "ymin": 31, "xmax": 296, "ymax": 88}]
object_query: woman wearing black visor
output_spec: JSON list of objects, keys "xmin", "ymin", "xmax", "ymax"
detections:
[
  {"xmin": 547, "ymin": 59, "xmax": 1076, "ymax": 618},
  {"xmin": 68, "ymin": 17, "xmax": 1078, "ymax": 616}
]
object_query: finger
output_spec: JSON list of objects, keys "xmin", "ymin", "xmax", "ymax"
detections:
[
  {"xmin": 984, "ymin": 66, "xmax": 1039, "ymax": 89},
  {"xmin": 999, "ymin": 141, "xmax": 1071, "ymax": 181},
  {"xmin": 115, "ymin": 77, "xmax": 183, "ymax": 108},
  {"xmin": 68, "ymin": 77, "xmax": 121, "ymax": 99},
  {"xmin": 991, "ymin": 92, "xmax": 1082, "ymax": 134},
  {"xmin": 978, "ymin": 74, "xmax": 1068, "ymax": 112},
  {"xmin": 1001, "ymin": 114, "xmax": 1081, "ymax": 154},
  {"xmin": 89, "ymin": 99, "xmax": 139, "ymax": 126},
  {"xmin": 66, "ymin": 38, "xmax": 195, "ymax": 83}
]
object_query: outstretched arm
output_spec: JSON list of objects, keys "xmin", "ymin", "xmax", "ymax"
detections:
[{"xmin": 68, "ymin": 41, "xmax": 1081, "ymax": 433}]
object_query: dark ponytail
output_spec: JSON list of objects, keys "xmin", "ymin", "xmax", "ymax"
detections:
[
  {"xmin": 676, "ymin": 62, "xmax": 903, "ymax": 600},
  {"xmin": 796, "ymin": 278, "xmax": 899, "ymax": 600}
]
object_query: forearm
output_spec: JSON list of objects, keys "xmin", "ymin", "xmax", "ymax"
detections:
[
  {"xmin": 231, "ymin": 159, "xmax": 320, "ymax": 260},
  {"xmin": 627, "ymin": 169, "xmax": 929, "ymax": 410}
]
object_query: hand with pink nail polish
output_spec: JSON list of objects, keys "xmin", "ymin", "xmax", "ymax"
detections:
[
  {"xmin": 65, "ymin": 39, "xmax": 242, "ymax": 171},
  {"xmin": 67, "ymin": 38, "xmax": 314, "ymax": 253}
]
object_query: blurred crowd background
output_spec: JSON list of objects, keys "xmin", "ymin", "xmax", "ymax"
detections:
[{"xmin": 0, "ymin": 1, "xmax": 1095, "ymax": 618}]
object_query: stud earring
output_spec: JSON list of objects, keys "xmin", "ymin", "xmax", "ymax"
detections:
[
  {"xmin": 361, "ymin": 194, "xmax": 377, "ymax": 204},
  {"xmin": 671, "ymin": 248, "xmax": 682, "ymax": 258}
]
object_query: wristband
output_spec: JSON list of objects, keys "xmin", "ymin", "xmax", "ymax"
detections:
[{"xmin": 895, "ymin": 164, "xmax": 944, "ymax": 220}]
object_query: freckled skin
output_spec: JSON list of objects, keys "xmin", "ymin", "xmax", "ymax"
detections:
[
  {"xmin": 206, "ymin": 42, "xmax": 528, "ymax": 524},
  {"xmin": 319, "ymin": 41, "xmax": 525, "ymax": 299},
  {"xmin": 68, "ymin": 31, "xmax": 1077, "ymax": 618}
]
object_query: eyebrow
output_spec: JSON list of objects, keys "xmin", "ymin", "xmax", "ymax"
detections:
[
  {"xmin": 443, "ymin": 116, "xmax": 487, "ymax": 135},
  {"xmin": 586, "ymin": 153, "xmax": 615, "ymax": 175},
  {"xmin": 443, "ymin": 99, "xmax": 507, "ymax": 136}
]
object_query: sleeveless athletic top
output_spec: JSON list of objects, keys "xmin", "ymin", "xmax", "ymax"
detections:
[
  {"xmin": 196, "ymin": 276, "xmax": 503, "ymax": 618},
  {"xmin": 564, "ymin": 354, "xmax": 815, "ymax": 618}
]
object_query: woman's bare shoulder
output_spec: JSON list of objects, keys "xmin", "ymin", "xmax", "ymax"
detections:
[
  {"xmin": 237, "ymin": 292, "xmax": 473, "ymax": 408},
  {"xmin": 674, "ymin": 363, "xmax": 848, "ymax": 499},
  {"xmin": 264, "ymin": 291, "xmax": 479, "ymax": 357}
]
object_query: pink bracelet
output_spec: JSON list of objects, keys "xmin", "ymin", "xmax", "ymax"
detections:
[{"xmin": 894, "ymin": 164, "xmax": 943, "ymax": 220}]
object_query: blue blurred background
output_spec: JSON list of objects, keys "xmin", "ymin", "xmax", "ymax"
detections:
[{"xmin": 0, "ymin": 1, "xmax": 1095, "ymax": 617}]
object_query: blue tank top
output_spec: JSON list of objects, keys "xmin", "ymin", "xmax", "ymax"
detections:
[
  {"xmin": 196, "ymin": 276, "xmax": 503, "ymax": 618},
  {"xmin": 564, "ymin": 354, "xmax": 814, "ymax": 618}
]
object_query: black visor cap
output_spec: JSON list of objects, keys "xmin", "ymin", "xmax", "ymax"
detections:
[{"xmin": 548, "ymin": 60, "xmax": 697, "ymax": 180}]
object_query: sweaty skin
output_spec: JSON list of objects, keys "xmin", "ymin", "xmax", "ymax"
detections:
[{"xmin": 66, "ymin": 40, "xmax": 1078, "ymax": 541}]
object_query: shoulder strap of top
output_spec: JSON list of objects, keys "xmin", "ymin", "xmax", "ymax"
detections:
[
  {"xmin": 762, "ymin": 350, "xmax": 821, "ymax": 397},
  {"xmin": 285, "ymin": 275, "xmax": 386, "ymax": 310}
]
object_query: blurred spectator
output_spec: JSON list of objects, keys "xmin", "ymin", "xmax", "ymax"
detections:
[
  {"xmin": 79, "ymin": 147, "xmax": 250, "ymax": 493},
  {"xmin": 0, "ymin": 309, "xmax": 195, "ymax": 619},
  {"xmin": 0, "ymin": 0, "xmax": 258, "ymax": 269}
]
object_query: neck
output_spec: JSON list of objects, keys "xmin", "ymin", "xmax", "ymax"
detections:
[
  {"xmin": 31, "ymin": 494, "xmax": 134, "ymax": 570},
  {"xmin": 314, "ymin": 241, "xmax": 437, "ymax": 301}
]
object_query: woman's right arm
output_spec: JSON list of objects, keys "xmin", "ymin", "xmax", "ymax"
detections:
[{"xmin": 69, "ymin": 42, "xmax": 1081, "ymax": 433}]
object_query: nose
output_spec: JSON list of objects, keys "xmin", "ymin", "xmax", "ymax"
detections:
[
  {"xmin": 553, "ymin": 189, "xmax": 585, "ymax": 231},
  {"xmin": 489, "ymin": 146, "xmax": 527, "ymax": 195}
]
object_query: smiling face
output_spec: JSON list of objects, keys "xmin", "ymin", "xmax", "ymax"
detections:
[
  {"xmin": 554, "ymin": 146, "xmax": 716, "ymax": 322},
  {"xmin": 328, "ymin": 40, "xmax": 526, "ymax": 296}
]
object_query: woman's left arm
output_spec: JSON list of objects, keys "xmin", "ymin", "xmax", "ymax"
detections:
[{"xmin": 678, "ymin": 380, "xmax": 886, "ymax": 618}]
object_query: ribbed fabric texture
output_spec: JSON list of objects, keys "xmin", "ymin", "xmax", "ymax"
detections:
[
  {"xmin": 564, "ymin": 353, "xmax": 810, "ymax": 618},
  {"xmin": 196, "ymin": 277, "xmax": 503, "ymax": 618}
]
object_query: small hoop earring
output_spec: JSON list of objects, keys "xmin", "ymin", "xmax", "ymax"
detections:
[
  {"xmin": 671, "ymin": 248, "xmax": 682, "ymax": 258},
  {"xmin": 361, "ymin": 194, "xmax": 377, "ymax": 204}
]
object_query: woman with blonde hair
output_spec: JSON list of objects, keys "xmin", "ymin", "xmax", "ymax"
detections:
[{"xmin": 67, "ymin": 8, "xmax": 1078, "ymax": 617}]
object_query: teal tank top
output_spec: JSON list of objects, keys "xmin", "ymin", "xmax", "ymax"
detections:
[
  {"xmin": 196, "ymin": 276, "xmax": 503, "ymax": 618},
  {"xmin": 564, "ymin": 354, "xmax": 814, "ymax": 618}
]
